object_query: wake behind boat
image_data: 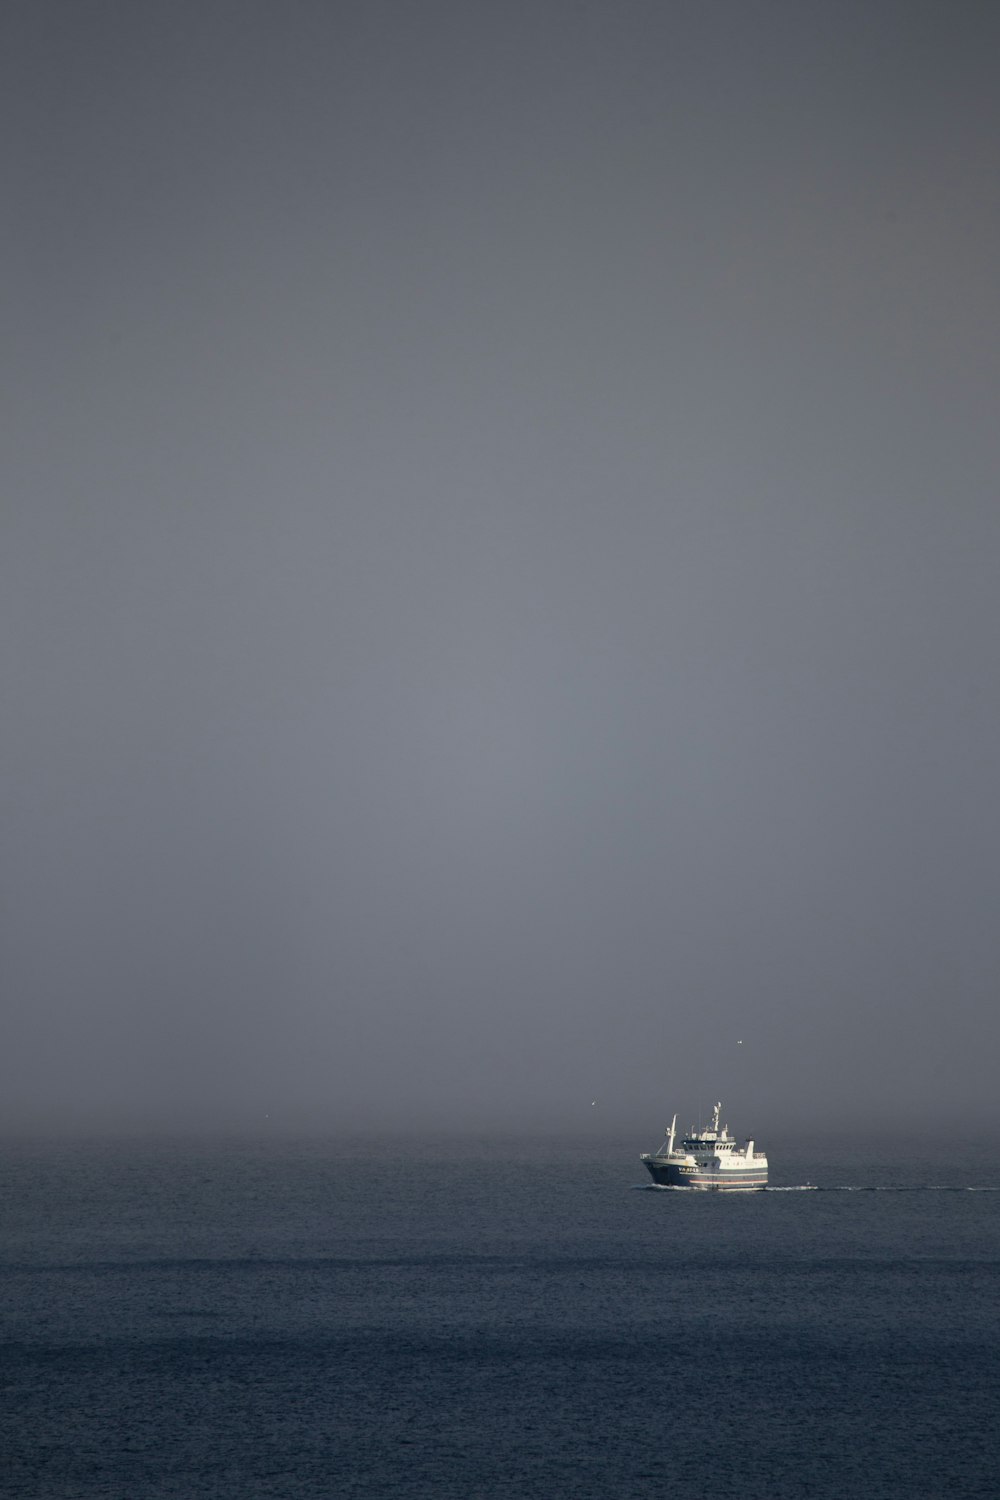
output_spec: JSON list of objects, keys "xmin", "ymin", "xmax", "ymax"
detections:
[{"xmin": 640, "ymin": 1101, "xmax": 768, "ymax": 1190}]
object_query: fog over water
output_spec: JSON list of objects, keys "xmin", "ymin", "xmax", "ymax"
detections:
[{"xmin": 4, "ymin": 2, "xmax": 999, "ymax": 1138}]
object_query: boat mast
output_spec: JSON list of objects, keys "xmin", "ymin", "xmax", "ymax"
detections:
[{"xmin": 667, "ymin": 1113, "xmax": 677, "ymax": 1155}]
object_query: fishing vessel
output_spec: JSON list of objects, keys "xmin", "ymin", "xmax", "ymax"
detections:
[{"xmin": 640, "ymin": 1101, "xmax": 768, "ymax": 1190}]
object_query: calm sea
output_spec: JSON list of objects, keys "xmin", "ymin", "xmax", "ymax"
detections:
[{"xmin": 2, "ymin": 1133, "xmax": 999, "ymax": 1499}]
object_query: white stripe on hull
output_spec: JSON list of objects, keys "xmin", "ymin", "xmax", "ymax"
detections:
[{"xmin": 681, "ymin": 1179, "xmax": 767, "ymax": 1190}]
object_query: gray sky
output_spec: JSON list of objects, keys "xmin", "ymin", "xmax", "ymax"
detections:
[{"xmin": 4, "ymin": 0, "xmax": 999, "ymax": 1137}]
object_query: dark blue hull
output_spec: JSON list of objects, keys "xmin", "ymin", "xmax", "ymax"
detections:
[{"xmin": 642, "ymin": 1157, "xmax": 768, "ymax": 1190}]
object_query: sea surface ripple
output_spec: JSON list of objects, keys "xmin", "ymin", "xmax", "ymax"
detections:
[{"xmin": 2, "ymin": 1134, "xmax": 999, "ymax": 1499}]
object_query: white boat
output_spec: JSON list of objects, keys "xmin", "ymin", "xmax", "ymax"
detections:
[{"xmin": 640, "ymin": 1101, "xmax": 768, "ymax": 1190}]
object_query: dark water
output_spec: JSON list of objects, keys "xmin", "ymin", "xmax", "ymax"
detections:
[{"xmin": 2, "ymin": 1134, "xmax": 999, "ymax": 1499}]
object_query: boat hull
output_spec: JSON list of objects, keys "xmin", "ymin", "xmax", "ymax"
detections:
[{"xmin": 642, "ymin": 1157, "xmax": 768, "ymax": 1190}]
